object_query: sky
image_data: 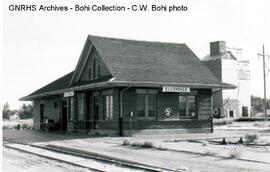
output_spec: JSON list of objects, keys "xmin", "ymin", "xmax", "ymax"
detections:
[{"xmin": 1, "ymin": 0, "xmax": 270, "ymax": 109}]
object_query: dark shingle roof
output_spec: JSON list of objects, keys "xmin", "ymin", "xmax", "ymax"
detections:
[
  {"xmin": 89, "ymin": 35, "xmax": 220, "ymax": 84},
  {"xmin": 27, "ymin": 71, "xmax": 74, "ymax": 97},
  {"xmin": 21, "ymin": 35, "xmax": 234, "ymax": 100}
]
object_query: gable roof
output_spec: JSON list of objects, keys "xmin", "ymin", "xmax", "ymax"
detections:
[
  {"xmin": 89, "ymin": 35, "xmax": 221, "ymax": 85},
  {"xmin": 20, "ymin": 35, "xmax": 235, "ymax": 101}
]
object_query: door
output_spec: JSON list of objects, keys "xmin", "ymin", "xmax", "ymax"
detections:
[
  {"xmin": 61, "ymin": 100, "xmax": 68, "ymax": 131},
  {"xmin": 40, "ymin": 104, "xmax": 45, "ymax": 129},
  {"xmin": 242, "ymin": 106, "xmax": 248, "ymax": 117},
  {"xmin": 86, "ymin": 93, "xmax": 91, "ymax": 131},
  {"xmin": 93, "ymin": 96, "xmax": 99, "ymax": 129}
]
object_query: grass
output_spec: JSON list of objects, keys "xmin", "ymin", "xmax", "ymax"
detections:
[
  {"xmin": 202, "ymin": 141, "xmax": 208, "ymax": 146},
  {"xmin": 253, "ymin": 121, "xmax": 270, "ymax": 128},
  {"xmin": 122, "ymin": 140, "xmax": 130, "ymax": 146},
  {"xmin": 131, "ymin": 141, "xmax": 154, "ymax": 148},
  {"xmin": 2, "ymin": 119, "xmax": 33, "ymax": 130},
  {"xmin": 244, "ymin": 133, "xmax": 259, "ymax": 144},
  {"xmin": 122, "ymin": 140, "xmax": 154, "ymax": 149},
  {"xmin": 204, "ymin": 150, "xmax": 218, "ymax": 156},
  {"xmin": 121, "ymin": 140, "xmax": 169, "ymax": 150},
  {"xmin": 156, "ymin": 143, "xmax": 167, "ymax": 150},
  {"xmin": 213, "ymin": 118, "xmax": 234, "ymax": 125},
  {"xmin": 140, "ymin": 141, "xmax": 154, "ymax": 148},
  {"xmin": 228, "ymin": 147, "xmax": 242, "ymax": 159}
]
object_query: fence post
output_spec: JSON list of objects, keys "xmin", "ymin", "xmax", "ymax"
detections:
[
  {"xmin": 119, "ymin": 116, "xmax": 123, "ymax": 136},
  {"xmin": 210, "ymin": 116, "xmax": 213, "ymax": 133}
]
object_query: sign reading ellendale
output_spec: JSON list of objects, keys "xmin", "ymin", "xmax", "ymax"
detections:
[{"xmin": 162, "ymin": 86, "xmax": 190, "ymax": 93}]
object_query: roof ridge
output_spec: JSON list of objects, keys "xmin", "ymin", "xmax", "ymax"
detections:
[{"xmin": 88, "ymin": 34, "xmax": 186, "ymax": 46}]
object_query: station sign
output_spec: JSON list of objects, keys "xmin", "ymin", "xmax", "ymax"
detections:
[
  {"xmin": 64, "ymin": 91, "xmax": 74, "ymax": 97},
  {"xmin": 162, "ymin": 86, "xmax": 190, "ymax": 93}
]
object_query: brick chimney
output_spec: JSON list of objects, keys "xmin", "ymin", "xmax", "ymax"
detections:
[{"xmin": 210, "ymin": 41, "xmax": 226, "ymax": 56}]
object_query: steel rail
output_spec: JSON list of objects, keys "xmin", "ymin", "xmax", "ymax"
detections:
[
  {"xmin": 3, "ymin": 139, "xmax": 104, "ymax": 172},
  {"xmin": 3, "ymin": 137, "xmax": 174, "ymax": 172}
]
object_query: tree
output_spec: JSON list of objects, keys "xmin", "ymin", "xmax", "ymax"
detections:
[
  {"xmin": 251, "ymin": 95, "xmax": 270, "ymax": 114},
  {"xmin": 18, "ymin": 103, "xmax": 33, "ymax": 119},
  {"xmin": 2, "ymin": 102, "xmax": 11, "ymax": 119}
]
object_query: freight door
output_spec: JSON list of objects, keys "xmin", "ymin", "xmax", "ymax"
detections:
[{"xmin": 61, "ymin": 100, "xmax": 68, "ymax": 131}]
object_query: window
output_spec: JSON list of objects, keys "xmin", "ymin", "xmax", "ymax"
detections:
[
  {"xmin": 69, "ymin": 97, "xmax": 75, "ymax": 121},
  {"xmin": 77, "ymin": 95, "xmax": 85, "ymax": 121},
  {"xmin": 188, "ymin": 96, "xmax": 196, "ymax": 117},
  {"xmin": 103, "ymin": 95, "xmax": 113, "ymax": 120},
  {"xmin": 148, "ymin": 95, "xmax": 156, "ymax": 117},
  {"xmin": 136, "ymin": 90, "xmax": 157, "ymax": 119},
  {"xmin": 137, "ymin": 94, "xmax": 145, "ymax": 117},
  {"xmin": 93, "ymin": 58, "xmax": 96, "ymax": 78},
  {"xmin": 93, "ymin": 58, "xmax": 100, "ymax": 79},
  {"xmin": 88, "ymin": 67, "xmax": 92, "ymax": 79},
  {"xmin": 98, "ymin": 64, "xmax": 101, "ymax": 77},
  {"xmin": 54, "ymin": 101, "xmax": 58, "ymax": 109},
  {"xmin": 40, "ymin": 103, "xmax": 45, "ymax": 124},
  {"xmin": 179, "ymin": 95, "xmax": 197, "ymax": 119},
  {"xmin": 179, "ymin": 96, "xmax": 187, "ymax": 117}
]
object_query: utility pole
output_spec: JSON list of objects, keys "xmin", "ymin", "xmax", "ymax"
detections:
[{"xmin": 258, "ymin": 45, "xmax": 270, "ymax": 121}]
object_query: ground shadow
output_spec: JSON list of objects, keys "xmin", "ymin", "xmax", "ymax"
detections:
[{"xmin": 3, "ymin": 129, "xmax": 111, "ymax": 144}]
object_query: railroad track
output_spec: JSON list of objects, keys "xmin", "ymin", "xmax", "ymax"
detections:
[{"xmin": 3, "ymin": 137, "xmax": 175, "ymax": 172}]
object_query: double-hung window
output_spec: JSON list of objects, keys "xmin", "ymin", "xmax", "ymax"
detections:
[
  {"xmin": 136, "ymin": 89, "xmax": 157, "ymax": 119},
  {"xmin": 69, "ymin": 97, "xmax": 75, "ymax": 121},
  {"xmin": 77, "ymin": 94, "xmax": 86, "ymax": 121},
  {"xmin": 179, "ymin": 95, "xmax": 197, "ymax": 119},
  {"xmin": 103, "ymin": 95, "xmax": 113, "ymax": 120}
]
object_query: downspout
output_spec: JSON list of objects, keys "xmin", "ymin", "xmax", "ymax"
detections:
[{"xmin": 119, "ymin": 84, "xmax": 131, "ymax": 136}]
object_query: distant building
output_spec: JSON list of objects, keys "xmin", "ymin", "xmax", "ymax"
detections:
[
  {"xmin": 202, "ymin": 41, "xmax": 251, "ymax": 118},
  {"xmin": 9, "ymin": 113, "xmax": 20, "ymax": 121}
]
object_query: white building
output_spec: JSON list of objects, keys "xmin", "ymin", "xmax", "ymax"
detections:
[{"xmin": 202, "ymin": 41, "xmax": 251, "ymax": 118}]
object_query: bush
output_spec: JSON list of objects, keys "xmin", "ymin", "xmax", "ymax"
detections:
[
  {"xmin": 229, "ymin": 147, "xmax": 242, "ymax": 159},
  {"xmin": 122, "ymin": 140, "xmax": 130, "ymax": 146},
  {"xmin": 129, "ymin": 141, "xmax": 154, "ymax": 149},
  {"xmin": 2, "ymin": 119, "xmax": 33, "ymax": 130},
  {"xmin": 213, "ymin": 118, "xmax": 234, "ymax": 125},
  {"xmin": 202, "ymin": 141, "xmax": 208, "ymax": 146},
  {"xmin": 130, "ymin": 142, "xmax": 141, "ymax": 147},
  {"xmin": 21, "ymin": 123, "xmax": 30, "ymax": 129},
  {"xmin": 2, "ymin": 125, "xmax": 11, "ymax": 130},
  {"xmin": 244, "ymin": 133, "xmax": 259, "ymax": 144},
  {"xmin": 156, "ymin": 143, "xmax": 166, "ymax": 150},
  {"xmin": 204, "ymin": 150, "xmax": 217, "ymax": 156},
  {"xmin": 141, "ymin": 141, "xmax": 154, "ymax": 148}
]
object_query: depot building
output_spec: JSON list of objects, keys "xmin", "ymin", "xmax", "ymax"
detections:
[{"xmin": 20, "ymin": 35, "xmax": 235, "ymax": 135}]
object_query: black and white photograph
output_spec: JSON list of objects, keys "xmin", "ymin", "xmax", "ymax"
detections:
[{"xmin": 1, "ymin": 0, "xmax": 270, "ymax": 171}]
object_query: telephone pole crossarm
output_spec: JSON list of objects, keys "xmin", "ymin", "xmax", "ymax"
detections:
[{"xmin": 257, "ymin": 53, "xmax": 270, "ymax": 57}]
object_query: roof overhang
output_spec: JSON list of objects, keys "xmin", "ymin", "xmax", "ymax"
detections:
[
  {"xmin": 20, "ymin": 80, "xmax": 236, "ymax": 101},
  {"xmin": 20, "ymin": 81, "xmax": 114, "ymax": 101},
  {"xmin": 109, "ymin": 81, "xmax": 236, "ymax": 89}
]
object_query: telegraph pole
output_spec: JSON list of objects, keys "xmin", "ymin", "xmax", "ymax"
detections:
[
  {"xmin": 263, "ymin": 45, "xmax": 267, "ymax": 121},
  {"xmin": 258, "ymin": 45, "xmax": 270, "ymax": 121}
]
